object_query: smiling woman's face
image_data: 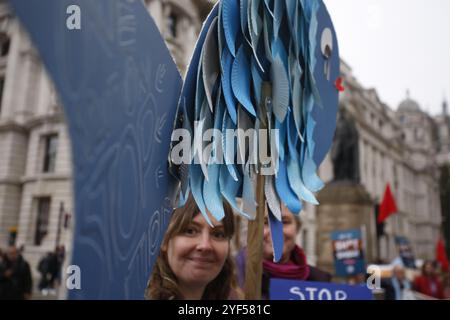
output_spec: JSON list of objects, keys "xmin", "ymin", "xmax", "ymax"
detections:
[
  {"xmin": 263, "ymin": 205, "xmax": 300, "ymax": 263},
  {"xmin": 166, "ymin": 213, "xmax": 230, "ymax": 289}
]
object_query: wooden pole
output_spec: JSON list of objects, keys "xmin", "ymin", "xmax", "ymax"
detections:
[
  {"xmin": 244, "ymin": 82, "xmax": 271, "ymax": 300},
  {"xmin": 244, "ymin": 174, "xmax": 265, "ymax": 299}
]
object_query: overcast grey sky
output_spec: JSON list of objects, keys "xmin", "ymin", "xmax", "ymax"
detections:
[{"xmin": 324, "ymin": 0, "xmax": 450, "ymax": 115}]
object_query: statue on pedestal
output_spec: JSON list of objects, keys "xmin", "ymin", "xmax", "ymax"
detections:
[{"xmin": 331, "ymin": 109, "xmax": 360, "ymax": 182}]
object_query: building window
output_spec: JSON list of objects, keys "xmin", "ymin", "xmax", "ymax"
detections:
[
  {"xmin": 379, "ymin": 153, "xmax": 384, "ymax": 180},
  {"xmin": 42, "ymin": 134, "xmax": 59, "ymax": 173},
  {"xmin": 439, "ymin": 125, "xmax": 448, "ymax": 138},
  {"xmin": 393, "ymin": 165, "xmax": 398, "ymax": 190},
  {"xmin": 34, "ymin": 197, "xmax": 51, "ymax": 246},
  {"xmin": 0, "ymin": 33, "xmax": 10, "ymax": 57},
  {"xmin": 0, "ymin": 77, "xmax": 4, "ymax": 115},
  {"xmin": 166, "ymin": 11, "xmax": 178, "ymax": 38},
  {"xmin": 414, "ymin": 128, "xmax": 419, "ymax": 140},
  {"xmin": 1, "ymin": 38, "xmax": 10, "ymax": 57}
]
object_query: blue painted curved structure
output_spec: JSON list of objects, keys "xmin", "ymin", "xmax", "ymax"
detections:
[{"xmin": 10, "ymin": 0, "xmax": 182, "ymax": 299}]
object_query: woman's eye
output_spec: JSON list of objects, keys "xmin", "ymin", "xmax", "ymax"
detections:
[
  {"xmin": 212, "ymin": 230, "xmax": 226, "ymax": 239},
  {"xmin": 184, "ymin": 227, "xmax": 197, "ymax": 236}
]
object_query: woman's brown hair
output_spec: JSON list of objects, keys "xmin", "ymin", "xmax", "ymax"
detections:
[{"xmin": 146, "ymin": 194, "xmax": 236, "ymax": 300}]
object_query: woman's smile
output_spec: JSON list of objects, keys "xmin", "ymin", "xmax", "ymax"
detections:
[{"xmin": 188, "ymin": 256, "xmax": 216, "ymax": 264}]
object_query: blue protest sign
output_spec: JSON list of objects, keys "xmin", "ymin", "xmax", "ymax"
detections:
[
  {"xmin": 331, "ymin": 229, "xmax": 366, "ymax": 277},
  {"xmin": 395, "ymin": 236, "xmax": 416, "ymax": 269},
  {"xmin": 270, "ymin": 279, "xmax": 373, "ymax": 300},
  {"xmin": 9, "ymin": 0, "xmax": 182, "ymax": 299}
]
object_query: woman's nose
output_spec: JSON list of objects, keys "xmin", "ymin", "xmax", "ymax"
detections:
[
  {"xmin": 196, "ymin": 231, "xmax": 213, "ymax": 251},
  {"xmin": 263, "ymin": 227, "xmax": 270, "ymax": 240}
]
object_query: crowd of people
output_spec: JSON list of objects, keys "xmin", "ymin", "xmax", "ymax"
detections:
[
  {"xmin": 1, "ymin": 194, "xmax": 449, "ymax": 300},
  {"xmin": 146, "ymin": 194, "xmax": 450, "ymax": 300},
  {"xmin": 381, "ymin": 260, "xmax": 450, "ymax": 300},
  {"xmin": 0, "ymin": 245, "xmax": 65, "ymax": 300}
]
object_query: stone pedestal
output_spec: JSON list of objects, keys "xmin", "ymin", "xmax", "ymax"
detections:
[{"xmin": 316, "ymin": 181, "xmax": 375, "ymax": 275}]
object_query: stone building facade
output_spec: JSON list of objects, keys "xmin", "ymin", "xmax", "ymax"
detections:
[
  {"xmin": 311, "ymin": 61, "xmax": 443, "ymax": 270},
  {"xmin": 434, "ymin": 99, "xmax": 450, "ymax": 258}
]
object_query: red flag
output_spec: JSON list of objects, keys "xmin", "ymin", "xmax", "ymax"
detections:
[
  {"xmin": 436, "ymin": 237, "xmax": 449, "ymax": 273},
  {"xmin": 377, "ymin": 184, "xmax": 398, "ymax": 224}
]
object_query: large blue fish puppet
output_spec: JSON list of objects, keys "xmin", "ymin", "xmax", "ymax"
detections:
[
  {"xmin": 9, "ymin": 0, "xmax": 340, "ymax": 299},
  {"xmin": 170, "ymin": 0, "xmax": 340, "ymax": 263}
]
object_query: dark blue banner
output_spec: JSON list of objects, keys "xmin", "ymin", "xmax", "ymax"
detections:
[
  {"xmin": 270, "ymin": 279, "xmax": 373, "ymax": 300},
  {"xmin": 331, "ymin": 229, "xmax": 366, "ymax": 277}
]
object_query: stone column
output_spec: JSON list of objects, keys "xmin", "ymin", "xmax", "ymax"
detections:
[{"xmin": 316, "ymin": 181, "xmax": 374, "ymax": 275}]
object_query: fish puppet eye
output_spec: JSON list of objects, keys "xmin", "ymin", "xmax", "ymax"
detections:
[{"xmin": 321, "ymin": 28, "xmax": 333, "ymax": 81}]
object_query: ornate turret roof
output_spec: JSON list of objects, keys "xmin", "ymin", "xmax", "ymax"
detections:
[{"xmin": 398, "ymin": 90, "xmax": 421, "ymax": 112}]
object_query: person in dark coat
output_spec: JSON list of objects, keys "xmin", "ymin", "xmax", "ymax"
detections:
[
  {"xmin": 235, "ymin": 205, "xmax": 331, "ymax": 299},
  {"xmin": 381, "ymin": 265, "xmax": 412, "ymax": 300},
  {"xmin": 37, "ymin": 251, "xmax": 57, "ymax": 292},
  {"xmin": 0, "ymin": 246, "xmax": 32, "ymax": 300},
  {"xmin": 0, "ymin": 248, "xmax": 6, "ymax": 299}
]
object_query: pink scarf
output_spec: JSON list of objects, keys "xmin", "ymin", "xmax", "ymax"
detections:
[{"xmin": 263, "ymin": 245, "xmax": 310, "ymax": 280}]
